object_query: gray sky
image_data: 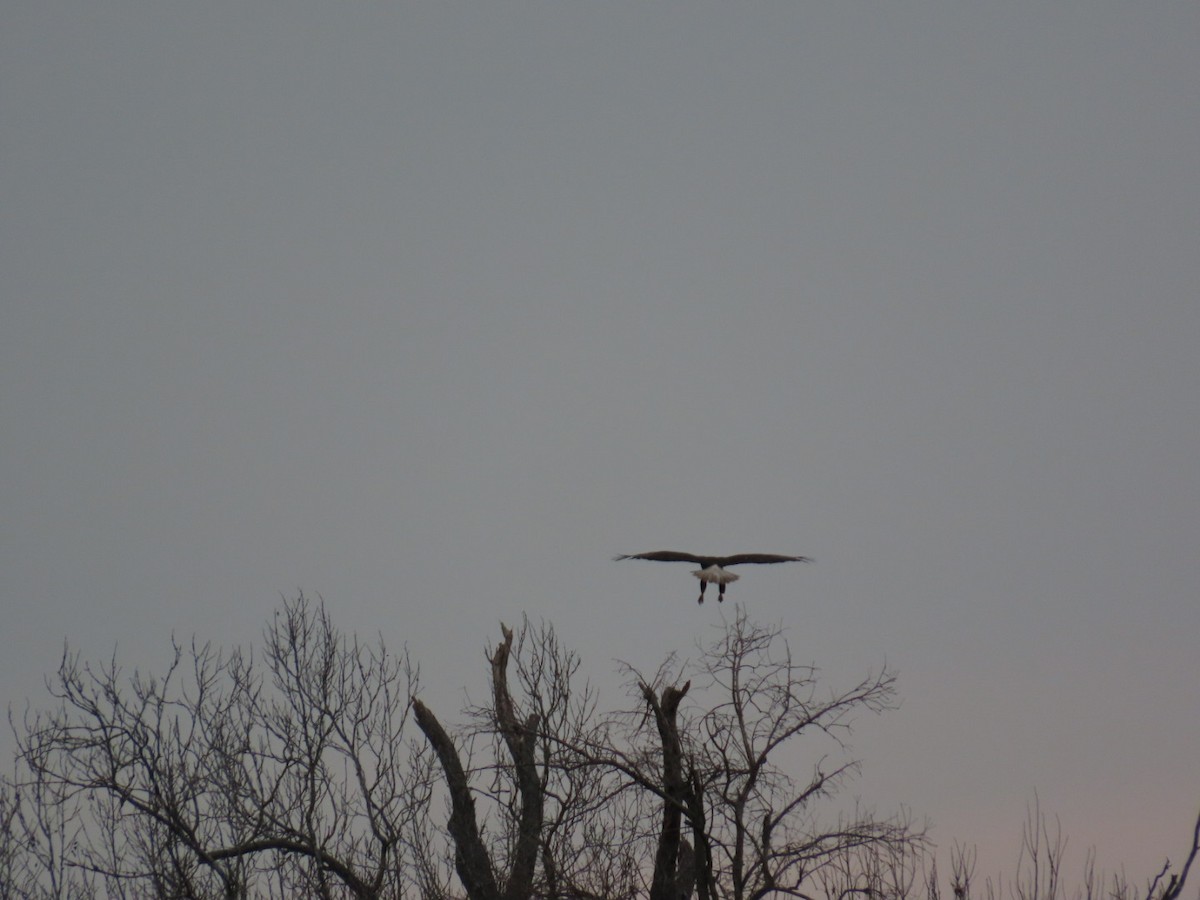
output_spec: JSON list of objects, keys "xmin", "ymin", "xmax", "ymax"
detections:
[{"xmin": 3, "ymin": 1, "xmax": 1197, "ymax": 881}]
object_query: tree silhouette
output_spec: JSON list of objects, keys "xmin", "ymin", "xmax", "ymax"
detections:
[{"xmin": 4, "ymin": 596, "xmax": 1197, "ymax": 900}]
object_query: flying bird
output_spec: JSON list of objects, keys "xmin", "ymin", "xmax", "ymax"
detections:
[{"xmin": 613, "ymin": 551, "xmax": 812, "ymax": 604}]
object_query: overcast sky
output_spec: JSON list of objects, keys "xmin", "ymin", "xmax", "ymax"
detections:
[{"xmin": 3, "ymin": 1, "xmax": 1198, "ymax": 883}]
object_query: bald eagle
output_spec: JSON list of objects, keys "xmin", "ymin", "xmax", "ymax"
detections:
[{"xmin": 613, "ymin": 551, "xmax": 812, "ymax": 604}]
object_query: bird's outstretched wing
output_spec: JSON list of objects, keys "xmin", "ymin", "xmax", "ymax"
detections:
[
  {"xmin": 613, "ymin": 550, "xmax": 707, "ymax": 564},
  {"xmin": 716, "ymin": 554, "xmax": 813, "ymax": 566},
  {"xmin": 614, "ymin": 551, "xmax": 813, "ymax": 566}
]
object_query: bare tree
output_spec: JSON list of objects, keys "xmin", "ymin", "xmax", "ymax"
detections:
[
  {"xmin": 694, "ymin": 611, "xmax": 921, "ymax": 899},
  {"xmin": 406, "ymin": 611, "xmax": 924, "ymax": 900},
  {"xmin": 412, "ymin": 623, "xmax": 543, "ymax": 900},
  {"xmin": 607, "ymin": 610, "xmax": 925, "ymax": 900},
  {"xmin": 1, "ymin": 768, "xmax": 100, "ymax": 899},
  {"xmin": 638, "ymin": 678, "xmax": 692, "ymax": 900},
  {"xmin": 411, "ymin": 619, "xmax": 646, "ymax": 900},
  {"xmin": 8, "ymin": 597, "xmax": 1196, "ymax": 900},
  {"xmin": 13, "ymin": 595, "xmax": 423, "ymax": 898},
  {"xmin": 925, "ymin": 798, "xmax": 1200, "ymax": 900}
]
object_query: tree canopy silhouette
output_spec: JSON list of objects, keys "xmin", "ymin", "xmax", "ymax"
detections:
[{"xmin": 3, "ymin": 596, "xmax": 1196, "ymax": 900}]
